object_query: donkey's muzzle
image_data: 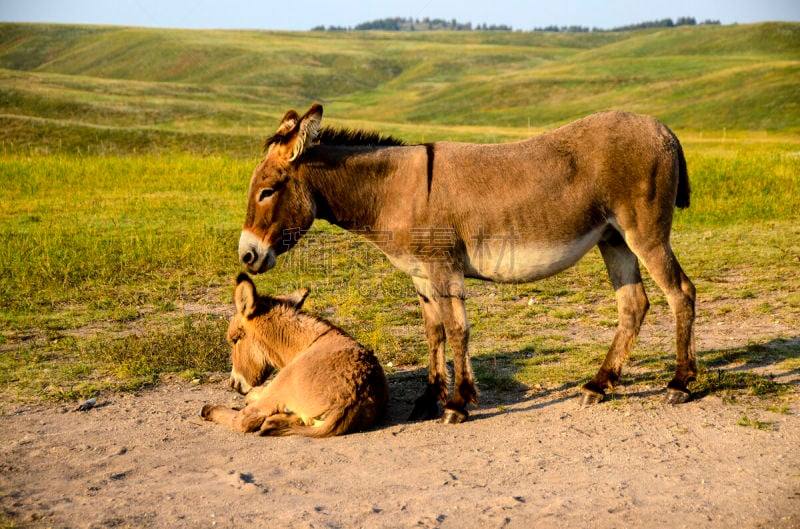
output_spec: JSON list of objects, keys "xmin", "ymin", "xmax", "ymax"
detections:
[
  {"xmin": 229, "ymin": 372, "xmax": 252, "ymax": 395},
  {"xmin": 238, "ymin": 230, "xmax": 276, "ymax": 274}
]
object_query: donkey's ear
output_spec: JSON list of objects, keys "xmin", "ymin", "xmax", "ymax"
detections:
[
  {"xmin": 288, "ymin": 103, "xmax": 323, "ymax": 162},
  {"xmin": 275, "ymin": 109, "xmax": 300, "ymax": 136},
  {"xmin": 265, "ymin": 104, "xmax": 322, "ymax": 163},
  {"xmin": 279, "ymin": 287, "xmax": 310, "ymax": 310},
  {"xmin": 264, "ymin": 109, "xmax": 300, "ymax": 156},
  {"xmin": 234, "ymin": 273, "xmax": 257, "ymax": 318}
]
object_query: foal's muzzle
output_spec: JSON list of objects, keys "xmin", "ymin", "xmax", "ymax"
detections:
[
  {"xmin": 229, "ymin": 371, "xmax": 252, "ymax": 395},
  {"xmin": 238, "ymin": 230, "xmax": 277, "ymax": 274}
]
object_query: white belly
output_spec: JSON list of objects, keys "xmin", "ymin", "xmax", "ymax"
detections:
[
  {"xmin": 464, "ymin": 228, "xmax": 603, "ymax": 282},
  {"xmin": 381, "ymin": 227, "xmax": 603, "ymax": 283}
]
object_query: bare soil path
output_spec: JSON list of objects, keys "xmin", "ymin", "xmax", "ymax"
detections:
[{"xmin": 2, "ymin": 364, "xmax": 799, "ymax": 529}]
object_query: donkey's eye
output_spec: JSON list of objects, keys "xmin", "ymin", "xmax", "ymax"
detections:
[
  {"xmin": 258, "ymin": 188, "xmax": 276, "ymax": 202},
  {"xmin": 229, "ymin": 328, "xmax": 244, "ymax": 344}
]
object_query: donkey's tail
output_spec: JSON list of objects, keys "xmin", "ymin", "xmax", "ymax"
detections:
[{"xmin": 674, "ymin": 136, "xmax": 690, "ymax": 209}]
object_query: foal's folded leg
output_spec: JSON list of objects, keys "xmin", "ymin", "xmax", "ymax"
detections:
[
  {"xmin": 202, "ymin": 404, "xmax": 266, "ymax": 433},
  {"xmin": 201, "ymin": 404, "xmax": 236, "ymax": 427},
  {"xmin": 259, "ymin": 412, "xmax": 306, "ymax": 436}
]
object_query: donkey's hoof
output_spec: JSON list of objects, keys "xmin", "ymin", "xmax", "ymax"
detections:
[
  {"xmin": 200, "ymin": 404, "xmax": 215, "ymax": 419},
  {"xmin": 579, "ymin": 390, "xmax": 605, "ymax": 407},
  {"xmin": 440, "ymin": 408, "xmax": 468, "ymax": 424},
  {"xmin": 665, "ymin": 388, "xmax": 691, "ymax": 405}
]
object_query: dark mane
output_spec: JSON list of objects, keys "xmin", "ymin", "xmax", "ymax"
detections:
[
  {"xmin": 263, "ymin": 126, "xmax": 406, "ymax": 154},
  {"xmin": 316, "ymin": 126, "xmax": 406, "ymax": 147},
  {"xmin": 263, "ymin": 131, "xmax": 291, "ymax": 153}
]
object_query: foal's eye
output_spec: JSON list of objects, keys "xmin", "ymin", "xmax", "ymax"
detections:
[
  {"xmin": 229, "ymin": 329, "xmax": 244, "ymax": 344},
  {"xmin": 258, "ymin": 188, "xmax": 276, "ymax": 202}
]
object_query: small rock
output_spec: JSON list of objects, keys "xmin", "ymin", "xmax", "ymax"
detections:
[{"xmin": 75, "ymin": 397, "xmax": 97, "ymax": 412}]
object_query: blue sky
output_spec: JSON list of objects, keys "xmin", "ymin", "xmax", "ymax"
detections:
[{"xmin": 1, "ymin": 0, "xmax": 798, "ymax": 31}]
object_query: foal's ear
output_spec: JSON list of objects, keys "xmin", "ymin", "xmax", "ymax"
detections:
[
  {"xmin": 234, "ymin": 273, "xmax": 257, "ymax": 318},
  {"xmin": 288, "ymin": 103, "xmax": 323, "ymax": 162},
  {"xmin": 278, "ymin": 287, "xmax": 310, "ymax": 311}
]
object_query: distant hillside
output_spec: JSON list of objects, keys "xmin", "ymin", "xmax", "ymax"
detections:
[
  {"xmin": 0, "ymin": 22, "xmax": 798, "ymax": 155},
  {"xmin": 314, "ymin": 15, "xmax": 719, "ymax": 33}
]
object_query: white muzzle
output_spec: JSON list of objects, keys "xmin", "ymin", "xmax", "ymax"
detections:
[{"xmin": 238, "ymin": 230, "xmax": 277, "ymax": 274}]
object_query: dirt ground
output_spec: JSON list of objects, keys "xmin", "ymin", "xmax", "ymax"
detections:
[
  {"xmin": 2, "ymin": 294, "xmax": 800, "ymax": 529},
  {"xmin": 2, "ymin": 344, "xmax": 799, "ymax": 529}
]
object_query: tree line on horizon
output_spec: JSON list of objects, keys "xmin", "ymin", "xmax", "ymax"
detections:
[{"xmin": 312, "ymin": 16, "xmax": 721, "ymax": 33}]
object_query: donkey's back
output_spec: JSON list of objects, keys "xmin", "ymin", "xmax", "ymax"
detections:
[{"xmin": 399, "ymin": 111, "xmax": 690, "ymax": 285}]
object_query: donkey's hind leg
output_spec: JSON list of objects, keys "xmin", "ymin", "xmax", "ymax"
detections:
[
  {"xmin": 625, "ymin": 236, "xmax": 697, "ymax": 403},
  {"xmin": 581, "ymin": 236, "xmax": 650, "ymax": 405},
  {"xmin": 259, "ymin": 412, "xmax": 306, "ymax": 436}
]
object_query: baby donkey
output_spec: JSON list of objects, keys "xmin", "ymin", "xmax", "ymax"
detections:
[{"xmin": 202, "ymin": 274, "xmax": 388, "ymax": 437}]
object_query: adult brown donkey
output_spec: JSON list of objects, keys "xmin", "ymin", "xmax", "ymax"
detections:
[
  {"xmin": 238, "ymin": 103, "xmax": 696, "ymax": 423},
  {"xmin": 202, "ymin": 274, "xmax": 388, "ymax": 436}
]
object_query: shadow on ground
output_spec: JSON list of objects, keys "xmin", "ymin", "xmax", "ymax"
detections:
[{"xmin": 385, "ymin": 336, "xmax": 799, "ymax": 425}]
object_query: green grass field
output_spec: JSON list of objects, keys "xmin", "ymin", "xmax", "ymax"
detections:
[{"xmin": 1, "ymin": 22, "xmax": 798, "ymax": 404}]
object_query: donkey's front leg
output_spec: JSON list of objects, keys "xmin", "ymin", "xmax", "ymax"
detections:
[
  {"xmin": 408, "ymin": 277, "xmax": 449, "ymax": 421},
  {"xmin": 440, "ymin": 295, "xmax": 478, "ymax": 423},
  {"xmin": 201, "ymin": 404, "xmax": 236, "ymax": 426},
  {"xmin": 435, "ymin": 274, "xmax": 478, "ymax": 424},
  {"xmin": 201, "ymin": 404, "xmax": 267, "ymax": 433}
]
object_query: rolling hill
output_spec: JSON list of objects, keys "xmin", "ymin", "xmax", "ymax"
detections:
[{"xmin": 0, "ymin": 22, "xmax": 798, "ymax": 155}]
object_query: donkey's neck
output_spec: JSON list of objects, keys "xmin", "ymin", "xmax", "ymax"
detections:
[
  {"xmin": 302, "ymin": 146, "xmax": 402, "ymax": 231},
  {"xmin": 261, "ymin": 311, "xmax": 335, "ymax": 368}
]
